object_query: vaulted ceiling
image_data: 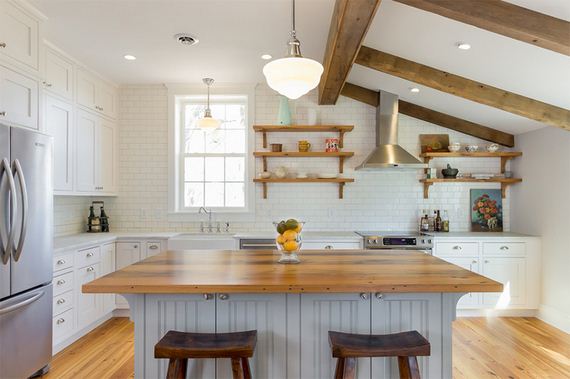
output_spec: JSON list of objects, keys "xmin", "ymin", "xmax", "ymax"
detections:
[{"xmin": 31, "ymin": 0, "xmax": 570, "ymax": 135}]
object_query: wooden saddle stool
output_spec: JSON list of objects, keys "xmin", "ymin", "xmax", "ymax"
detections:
[
  {"xmin": 329, "ymin": 330, "xmax": 430, "ymax": 379},
  {"xmin": 155, "ymin": 330, "xmax": 257, "ymax": 379}
]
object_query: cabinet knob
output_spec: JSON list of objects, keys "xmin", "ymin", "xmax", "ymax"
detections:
[
  {"xmin": 0, "ymin": 111, "xmax": 6, "ymax": 116},
  {"xmin": 57, "ymin": 259, "xmax": 66, "ymax": 265},
  {"xmin": 203, "ymin": 293, "xmax": 213, "ymax": 300},
  {"xmin": 57, "ymin": 298, "xmax": 66, "ymax": 305},
  {"xmin": 133, "ymin": 245, "xmax": 138, "ymax": 249},
  {"xmin": 86, "ymin": 252, "xmax": 94, "ymax": 257},
  {"xmin": 324, "ymin": 245, "xmax": 333, "ymax": 250},
  {"xmin": 0, "ymin": 42, "xmax": 6, "ymax": 48},
  {"xmin": 472, "ymin": 260, "xmax": 477, "ymax": 264},
  {"xmin": 86, "ymin": 266, "xmax": 95, "ymax": 272},
  {"xmin": 453, "ymin": 245, "xmax": 462, "ymax": 250},
  {"xmin": 484, "ymin": 260, "xmax": 490, "ymax": 263},
  {"xmin": 56, "ymin": 279, "xmax": 66, "ymax": 285},
  {"xmin": 149, "ymin": 245, "xmax": 158, "ymax": 250},
  {"xmin": 375, "ymin": 292, "xmax": 383, "ymax": 300},
  {"xmin": 56, "ymin": 318, "xmax": 65, "ymax": 325},
  {"xmin": 219, "ymin": 293, "xmax": 229, "ymax": 300},
  {"xmin": 359, "ymin": 293, "xmax": 368, "ymax": 300},
  {"xmin": 500, "ymin": 246, "xmax": 509, "ymax": 250}
]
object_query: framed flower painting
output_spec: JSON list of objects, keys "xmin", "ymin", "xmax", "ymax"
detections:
[{"xmin": 470, "ymin": 189, "xmax": 503, "ymax": 232}]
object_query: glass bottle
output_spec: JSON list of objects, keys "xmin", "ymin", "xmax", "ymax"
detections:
[
  {"xmin": 435, "ymin": 210, "xmax": 442, "ymax": 232},
  {"xmin": 442, "ymin": 210, "xmax": 450, "ymax": 232},
  {"xmin": 87, "ymin": 206, "xmax": 95, "ymax": 232},
  {"xmin": 100, "ymin": 206, "xmax": 109, "ymax": 232}
]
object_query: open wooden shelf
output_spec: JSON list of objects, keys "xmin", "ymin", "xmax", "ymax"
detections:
[
  {"xmin": 420, "ymin": 151, "xmax": 522, "ymax": 173},
  {"xmin": 253, "ymin": 124, "xmax": 354, "ymax": 148},
  {"xmin": 420, "ymin": 178, "xmax": 522, "ymax": 199},
  {"xmin": 253, "ymin": 151, "xmax": 354, "ymax": 173},
  {"xmin": 253, "ymin": 178, "xmax": 355, "ymax": 199}
]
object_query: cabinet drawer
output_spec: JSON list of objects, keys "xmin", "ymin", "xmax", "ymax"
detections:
[
  {"xmin": 53, "ymin": 308, "xmax": 74, "ymax": 342},
  {"xmin": 53, "ymin": 290, "xmax": 74, "ymax": 316},
  {"xmin": 53, "ymin": 271, "xmax": 73, "ymax": 297},
  {"xmin": 53, "ymin": 253, "xmax": 74, "ymax": 272},
  {"xmin": 483, "ymin": 242, "xmax": 525, "ymax": 257},
  {"xmin": 301, "ymin": 241, "xmax": 362, "ymax": 250},
  {"xmin": 434, "ymin": 242, "xmax": 478, "ymax": 257},
  {"xmin": 145, "ymin": 241, "xmax": 162, "ymax": 257},
  {"xmin": 76, "ymin": 246, "xmax": 101, "ymax": 268}
]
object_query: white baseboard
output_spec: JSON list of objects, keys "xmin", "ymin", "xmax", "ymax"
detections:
[
  {"xmin": 457, "ymin": 309, "xmax": 537, "ymax": 317},
  {"xmin": 538, "ymin": 304, "xmax": 570, "ymax": 334},
  {"xmin": 113, "ymin": 308, "xmax": 130, "ymax": 318}
]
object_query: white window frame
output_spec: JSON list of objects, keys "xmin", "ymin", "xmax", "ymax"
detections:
[{"xmin": 167, "ymin": 84, "xmax": 255, "ymax": 218}]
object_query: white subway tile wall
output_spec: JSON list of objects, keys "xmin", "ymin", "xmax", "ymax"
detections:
[
  {"xmin": 54, "ymin": 196, "xmax": 93, "ymax": 235},
  {"xmin": 54, "ymin": 84, "xmax": 511, "ymax": 235}
]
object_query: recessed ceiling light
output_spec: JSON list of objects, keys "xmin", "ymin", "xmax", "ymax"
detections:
[
  {"xmin": 457, "ymin": 42, "xmax": 471, "ymax": 50},
  {"xmin": 174, "ymin": 33, "xmax": 199, "ymax": 46},
  {"xmin": 261, "ymin": 54, "xmax": 272, "ymax": 60},
  {"xmin": 123, "ymin": 54, "xmax": 137, "ymax": 61},
  {"xmin": 410, "ymin": 87, "xmax": 420, "ymax": 93}
]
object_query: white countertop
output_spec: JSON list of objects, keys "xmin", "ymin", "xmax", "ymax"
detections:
[
  {"xmin": 232, "ymin": 231, "xmax": 361, "ymax": 241},
  {"xmin": 429, "ymin": 232, "xmax": 538, "ymax": 238},
  {"xmin": 54, "ymin": 232, "xmax": 179, "ymax": 253}
]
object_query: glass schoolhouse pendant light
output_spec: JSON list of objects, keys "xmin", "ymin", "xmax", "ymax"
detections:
[
  {"xmin": 197, "ymin": 78, "xmax": 221, "ymax": 129},
  {"xmin": 263, "ymin": 0, "xmax": 324, "ymax": 100}
]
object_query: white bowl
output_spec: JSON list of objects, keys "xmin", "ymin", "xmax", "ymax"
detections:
[
  {"xmin": 486, "ymin": 144, "xmax": 499, "ymax": 152},
  {"xmin": 318, "ymin": 173, "xmax": 337, "ymax": 179},
  {"xmin": 465, "ymin": 145, "xmax": 479, "ymax": 152},
  {"xmin": 448, "ymin": 144, "xmax": 461, "ymax": 152}
]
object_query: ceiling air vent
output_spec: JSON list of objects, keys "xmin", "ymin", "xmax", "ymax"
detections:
[{"xmin": 174, "ymin": 33, "xmax": 199, "ymax": 46}]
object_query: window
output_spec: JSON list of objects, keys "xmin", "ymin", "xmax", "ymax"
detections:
[{"xmin": 169, "ymin": 90, "xmax": 253, "ymax": 214}]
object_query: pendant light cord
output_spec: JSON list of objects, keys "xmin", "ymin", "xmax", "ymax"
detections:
[{"xmin": 291, "ymin": 0, "xmax": 296, "ymax": 38}]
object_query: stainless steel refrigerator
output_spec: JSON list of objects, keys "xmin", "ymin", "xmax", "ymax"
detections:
[{"xmin": 0, "ymin": 124, "xmax": 53, "ymax": 378}]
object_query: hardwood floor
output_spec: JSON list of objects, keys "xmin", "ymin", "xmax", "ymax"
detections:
[{"xmin": 44, "ymin": 317, "xmax": 569, "ymax": 378}]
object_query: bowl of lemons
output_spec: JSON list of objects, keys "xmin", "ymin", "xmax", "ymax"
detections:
[{"xmin": 274, "ymin": 219, "xmax": 304, "ymax": 264}]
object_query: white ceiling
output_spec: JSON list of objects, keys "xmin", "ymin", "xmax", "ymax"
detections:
[{"xmin": 31, "ymin": 0, "xmax": 570, "ymax": 135}]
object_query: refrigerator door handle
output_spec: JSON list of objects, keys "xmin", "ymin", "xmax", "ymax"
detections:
[
  {"xmin": 0, "ymin": 290, "xmax": 44, "ymax": 315},
  {"xmin": 11, "ymin": 159, "xmax": 27, "ymax": 262},
  {"xmin": 0, "ymin": 158, "xmax": 16, "ymax": 265}
]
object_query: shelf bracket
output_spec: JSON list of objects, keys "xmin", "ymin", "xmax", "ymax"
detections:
[
  {"xmin": 262, "ymin": 183, "xmax": 267, "ymax": 199},
  {"xmin": 339, "ymin": 156, "xmax": 345, "ymax": 174},
  {"xmin": 500, "ymin": 156, "xmax": 512, "ymax": 173},
  {"xmin": 501, "ymin": 183, "xmax": 507, "ymax": 198},
  {"xmin": 262, "ymin": 157, "xmax": 267, "ymax": 172},
  {"xmin": 262, "ymin": 132, "xmax": 267, "ymax": 149},
  {"xmin": 339, "ymin": 131, "xmax": 346, "ymax": 148},
  {"xmin": 423, "ymin": 182, "xmax": 433, "ymax": 199},
  {"xmin": 339, "ymin": 183, "xmax": 345, "ymax": 199}
]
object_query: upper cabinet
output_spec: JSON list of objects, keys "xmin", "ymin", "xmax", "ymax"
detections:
[
  {"xmin": 77, "ymin": 68, "xmax": 117, "ymax": 119},
  {"xmin": 44, "ymin": 48, "xmax": 73, "ymax": 101},
  {"xmin": 45, "ymin": 95, "xmax": 73, "ymax": 192},
  {"xmin": 0, "ymin": 1, "xmax": 41, "ymax": 72},
  {"xmin": 0, "ymin": 65, "xmax": 38, "ymax": 129}
]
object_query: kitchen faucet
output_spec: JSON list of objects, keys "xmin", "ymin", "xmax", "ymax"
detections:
[{"xmin": 198, "ymin": 207, "xmax": 213, "ymax": 233}]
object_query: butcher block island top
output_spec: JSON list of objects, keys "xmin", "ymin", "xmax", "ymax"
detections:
[{"xmin": 83, "ymin": 249, "xmax": 502, "ymax": 294}]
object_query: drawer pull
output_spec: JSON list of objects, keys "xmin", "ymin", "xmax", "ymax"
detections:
[
  {"xmin": 375, "ymin": 293, "xmax": 383, "ymax": 300},
  {"xmin": 452, "ymin": 245, "xmax": 462, "ymax": 250},
  {"xmin": 0, "ymin": 42, "xmax": 6, "ymax": 48},
  {"xmin": 324, "ymin": 245, "xmax": 333, "ymax": 250},
  {"xmin": 56, "ymin": 279, "xmax": 66, "ymax": 285},
  {"xmin": 56, "ymin": 259, "xmax": 66, "ymax": 265},
  {"xmin": 86, "ymin": 267, "xmax": 95, "ymax": 272},
  {"xmin": 203, "ymin": 293, "xmax": 213, "ymax": 300},
  {"xmin": 0, "ymin": 111, "xmax": 6, "ymax": 117},
  {"xmin": 218, "ymin": 293, "xmax": 229, "ymax": 300},
  {"xmin": 149, "ymin": 245, "xmax": 159, "ymax": 250},
  {"xmin": 472, "ymin": 260, "xmax": 477, "ymax": 264},
  {"xmin": 500, "ymin": 246, "xmax": 509, "ymax": 250},
  {"xmin": 133, "ymin": 245, "xmax": 138, "ymax": 249},
  {"xmin": 484, "ymin": 260, "xmax": 490, "ymax": 263},
  {"xmin": 56, "ymin": 318, "xmax": 65, "ymax": 325},
  {"xmin": 359, "ymin": 293, "xmax": 368, "ymax": 300},
  {"xmin": 56, "ymin": 298, "xmax": 66, "ymax": 305},
  {"xmin": 86, "ymin": 252, "xmax": 94, "ymax": 257}
]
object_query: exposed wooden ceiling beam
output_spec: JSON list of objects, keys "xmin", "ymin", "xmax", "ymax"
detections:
[
  {"xmin": 340, "ymin": 82, "xmax": 515, "ymax": 147},
  {"xmin": 393, "ymin": 0, "xmax": 570, "ymax": 56},
  {"xmin": 318, "ymin": 0, "xmax": 381, "ymax": 105},
  {"xmin": 355, "ymin": 46, "xmax": 570, "ymax": 130}
]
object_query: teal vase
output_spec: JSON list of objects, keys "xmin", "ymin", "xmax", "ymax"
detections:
[{"xmin": 277, "ymin": 96, "xmax": 291, "ymax": 125}]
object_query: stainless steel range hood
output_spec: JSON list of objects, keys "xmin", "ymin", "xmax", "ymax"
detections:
[{"xmin": 355, "ymin": 90, "xmax": 427, "ymax": 170}]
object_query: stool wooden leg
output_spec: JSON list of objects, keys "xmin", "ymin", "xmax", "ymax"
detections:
[
  {"xmin": 231, "ymin": 358, "xmax": 244, "ymax": 379},
  {"xmin": 398, "ymin": 356, "xmax": 421, "ymax": 379},
  {"xmin": 343, "ymin": 357, "xmax": 357, "ymax": 379},
  {"xmin": 166, "ymin": 358, "xmax": 187, "ymax": 379},
  {"xmin": 241, "ymin": 357, "xmax": 252, "ymax": 379},
  {"xmin": 334, "ymin": 358, "xmax": 345, "ymax": 379}
]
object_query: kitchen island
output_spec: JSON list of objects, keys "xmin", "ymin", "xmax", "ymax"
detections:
[{"xmin": 83, "ymin": 249, "xmax": 502, "ymax": 379}]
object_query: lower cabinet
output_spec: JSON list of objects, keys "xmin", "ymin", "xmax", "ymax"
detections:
[
  {"xmin": 439, "ymin": 257, "xmax": 480, "ymax": 308},
  {"xmin": 100, "ymin": 243, "xmax": 116, "ymax": 314},
  {"xmin": 481, "ymin": 257, "xmax": 526, "ymax": 307},
  {"xmin": 300, "ymin": 293, "xmax": 371, "ymax": 379},
  {"xmin": 216, "ymin": 293, "xmax": 288, "ymax": 379},
  {"xmin": 115, "ymin": 242, "xmax": 141, "ymax": 308},
  {"xmin": 75, "ymin": 263, "xmax": 100, "ymax": 329}
]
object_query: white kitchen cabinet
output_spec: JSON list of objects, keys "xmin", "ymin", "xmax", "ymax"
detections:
[
  {"xmin": 300, "ymin": 293, "xmax": 371, "ymax": 379},
  {"xmin": 45, "ymin": 95, "xmax": 73, "ymax": 191},
  {"xmin": 100, "ymin": 243, "xmax": 116, "ymax": 314},
  {"xmin": 0, "ymin": 65, "xmax": 38, "ymax": 129},
  {"xmin": 438, "ymin": 257, "xmax": 480, "ymax": 308},
  {"xmin": 75, "ymin": 263, "xmax": 100, "ymax": 329},
  {"xmin": 144, "ymin": 241, "xmax": 163, "ymax": 258},
  {"xmin": 301, "ymin": 241, "xmax": 362, "ymax": 250},
  {"xmin": 115, "ymin": 242, "xmax": 142, "ymax": 308},
  {"xmin": 75, "ymin": 109, "xmax": 97, "ymax": 191},
  {"xmin": 0, "ymin": 1, "xmax": 40, "ymax": 71},
  {"xmin": 44, "ymin": 48, "xmax": 73, "ymax": 100},
  {"xmin": 481, "ymin": 257, "xmax": 526, "ymax": 308},
  {"xmin": 216, "ymin": 293, "xmax": 287, "ymax": 379},
  {"xmin": 77, "ymin": 68, "xmax": 117, "ymax": 119},
  {"xmin": 75, "ymin": 109, "xmax": 116, "ymax": 194}
]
